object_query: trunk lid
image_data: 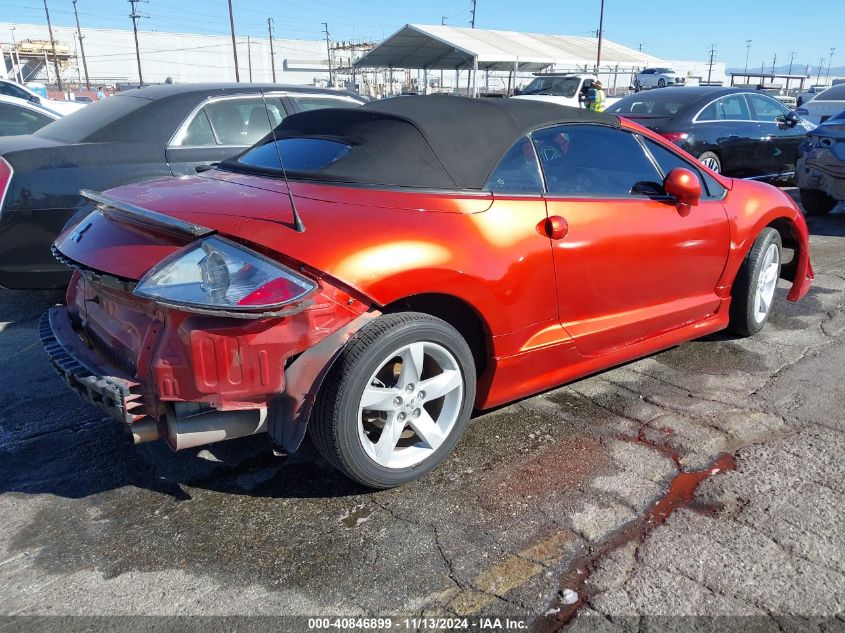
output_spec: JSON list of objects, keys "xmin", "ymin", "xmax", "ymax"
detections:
[{"xmin": 54, "ymin": 171, "xmax": 492, "ymax": 282}]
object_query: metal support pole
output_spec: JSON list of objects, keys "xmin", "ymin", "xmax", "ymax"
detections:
[
  {"xmin": 472, "ymin": 56, "xmax": 478, "ymax": 97},
  {"xmin": 322, "ymin": 22, "xmax": 333, "ymax": 87}
]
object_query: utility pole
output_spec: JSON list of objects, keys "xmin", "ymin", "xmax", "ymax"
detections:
[
  {"xmin": 9, "ymin": 27, "xmax": 20, "ymax": 83},
  {"xmin": 247, "ymin": 36, "xmax": 252, "ymax": 82},
  {"xmin": 72, "ymin": 0, "xmax": 90, "ymax": 90},
  {"xmin": 322, "ymin": 22, "xmax": 333, "ymax": 87},
  {"xmin": 787, "ymin": 51, "xmax": 796, "ymax": 75},
  {"xmin": 440, "ymin": 17, "xmax": 447, "ymax": 91},
  {"xmin": 595, "ymin": 0, "xmax": 605, "ymax": 71},
  {"xmin": 128, "ymin": 0, "xmax": 146, "ymax": 86},
  {"xmin": 706, "ymin": 44, "xmax": 716, "ymax": 85},
  {"xmin": 816, "ymin": 56, "xmax": 824, "ymax": 83},
  {"xmin": 744, "ymin": 39, "xmax": 751, "ymax": 74},
  {"xmin": 826, "ymin": 47, "xmax": 836, "ymax": 81},
  {"xmin": 227, "ymin": 0, "xmax": 240, "ymax": 82},
  {"xmin": 771, "ymin": 53, "xmax": 777, "ymax": 75},
  {"xmin": 268, "ymin": 18, "xmax": 276, "ymax": 82},
  {"xmin": 638, "ymin": 43, "xmax": 643, "ymax": 52},
  {"xmin": 43, "ymin": 0, "xmax": 62, "ymax": 90},
  {"xmin": 470, "ymin": 0, "xmax": 477, "ymax": 28}
]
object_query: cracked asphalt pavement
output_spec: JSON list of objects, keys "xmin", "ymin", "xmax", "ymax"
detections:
[{"xmin": 1, "ymin": 194, "xmax": 844, "ymax": 630}]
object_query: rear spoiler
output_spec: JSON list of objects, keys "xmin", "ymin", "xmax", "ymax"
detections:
[{"xmin": 80, "ymin": 189, "xmax": 211, "ymax": 238}]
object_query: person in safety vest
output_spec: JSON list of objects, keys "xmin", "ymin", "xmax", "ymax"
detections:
[{"xmin": 586, "ymin": 80, "xmax": 606, "ymax": 112}]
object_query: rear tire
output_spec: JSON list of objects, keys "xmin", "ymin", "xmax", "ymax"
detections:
[
  {"xmin": 658, "ymin": 78, "xmax": 666, "ymax": 88},
  {"xmin": 698, "ymin": 151, "xmax": 721, "ymax": 174},
  {"xmin": 310, "ymin": 312, "xmax": 476, "ymax": 489},
  {"xmin": 728, "ymin": 228, "xmax": 782, "ymax": 337},
  {"xmin": 800, "ymin": 188, "xmax": 837, "ymax": 216}
]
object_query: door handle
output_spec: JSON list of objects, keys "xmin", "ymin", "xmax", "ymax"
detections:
[{"xmin": 539, "ymin": 215, "xmax": 569, "ymax": 240}]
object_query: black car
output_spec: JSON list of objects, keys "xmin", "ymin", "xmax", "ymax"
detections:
[
  {"xmin": 0, "ymin": 83, "xmax": 365, "ymax": 289},
  {"xmin": 606, "ymin": 87, "xmax": 814, "ymax": 180}
]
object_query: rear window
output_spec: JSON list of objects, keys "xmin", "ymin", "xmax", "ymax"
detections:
[
  {"xmin": 817, "ymin": 85, "xmax": 845, "ymax": 101},
  {"xmin": 235, "ymin": 138, "xmax": 351, "ymax": 172},
  {"xmin": 34, "ymin": 94, "xmax": 148, "ymax": 143}
]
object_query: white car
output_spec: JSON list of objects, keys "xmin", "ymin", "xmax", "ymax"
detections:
[
  {"xmin": 797, "ymin": 84, "xmax": 830, "ymax": 106},
  {"xmin": 635, "ymin": 67, "xmax": 685, "ymax": 90},
  {"xmin": 513, "ymin": 73, "xmax": 598, "ymax": 109},
  {"xmin": 0, "ymin": 79, "xmax": 86, "ymax": 116},
  {"xmin": 0, "ymin": 94, "xmax": 61, "ymax": 137},
  {"xmin": 796, "ymin": 84, "xmax": 845, "ymax": 125}
]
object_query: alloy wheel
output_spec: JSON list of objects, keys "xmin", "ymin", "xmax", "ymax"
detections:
[
  {"xmin": 357, "ymin": 341, "xmax": 463, "ymax": 469},
  {"xmin": 700, "ymin": 156, "xmax": 720, "ymax": 172},
  {"xmin": 753, "ymin": 243, "xmax": 780, "ymax": 324}
]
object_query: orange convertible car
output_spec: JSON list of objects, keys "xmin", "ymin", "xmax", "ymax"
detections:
[{"xmin": 42, "ymin": 96, "xmax": 813, "ymax": 487}]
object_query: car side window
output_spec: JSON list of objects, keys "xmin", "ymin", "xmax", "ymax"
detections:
[
  {"xmin": 181, "ymin": 108, "xmax": 216, "ymax": 146},
  {"xmin": 485, "ymin": 137, "xmax": 543, "ymax": 194},
  {"xmin": 533, "ymin": 125, "xmax": 663, "ymax": 198},
  {"xmin": 747, "ymin": 94, "xmax": 789, "ymax": 121},
  {"xmin": 0, "ymin": 82, "xmax": 29, "ymax": 100},
  {"xmin": 639, "ymin": 136, "xmax": 725, "ymax": 200},
  {"xmin": 0, "ymin": 103, "xmax": 53, "ymax": 136},
  {"xmin": 698, "ymin": 95, "xmax": 751, "ymax": 121},
  {"xmin": 175, "ymin": 97, "xmax": 287, "ymax": 148},
  {"xmin": 293, "ymin": 96, "xmax": 360, "ymax": 112}
]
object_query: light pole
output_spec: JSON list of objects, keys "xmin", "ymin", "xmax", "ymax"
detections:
[{"xmin": 43, "ymin": 0, "xmax": 63, "ymax": 90}]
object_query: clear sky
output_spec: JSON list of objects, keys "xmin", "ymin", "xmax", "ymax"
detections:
[{"xmin": 4, "ymin": 0, "xmax": 843, "ymax": 71}]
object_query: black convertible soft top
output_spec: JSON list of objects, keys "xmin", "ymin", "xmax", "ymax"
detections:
[{"xmin": 256, "ymin": 95, "xmax": 621, "ymax": 190}]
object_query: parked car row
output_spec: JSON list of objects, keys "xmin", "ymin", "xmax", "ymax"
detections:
[
  {"xmin": 0, "ymin": 83, "xmax": 365, "ymax": 289},
  {"xmin": 0, "ymin": 86, "xmax": 814, "ymax": 487}
]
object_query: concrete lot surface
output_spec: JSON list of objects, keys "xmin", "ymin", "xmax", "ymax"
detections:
[{"xmin": 0, "ymin": 196, "xmax": 843, "ymax": 631}]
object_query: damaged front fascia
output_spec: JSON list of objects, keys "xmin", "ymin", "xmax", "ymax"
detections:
[{"xmin": 269, "ymin": 310, "xmax": 381, "ymax": 453}]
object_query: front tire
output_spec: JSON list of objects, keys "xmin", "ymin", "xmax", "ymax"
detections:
[
  {"xmin": 800, "ymin": 188, "xmax": 837, "ymax": 216},
  {"xmin": 658, "ymin": 78, "xmax": 666, "ymax": 88},
  {"xmin": 310, "ymin": 313, "xmax": 476, "ymax": 488},
  {"xmin": 728, "ymin": 228, "xmax": 782, "ymax": 337}
]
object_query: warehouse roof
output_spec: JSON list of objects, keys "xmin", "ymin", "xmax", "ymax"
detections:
[{"xmin": 353, "ymin": 24, "xmax": 664, "ymax": 72}]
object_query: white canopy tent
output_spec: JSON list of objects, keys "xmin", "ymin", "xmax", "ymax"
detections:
[{"xmin": 353, "ymin": 24, "xmax": 664, "ymax": 95}]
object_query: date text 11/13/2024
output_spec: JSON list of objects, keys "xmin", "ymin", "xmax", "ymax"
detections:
[{"xmin": 306, "ymin": 617, "xmax": 529, "ymax": 630}]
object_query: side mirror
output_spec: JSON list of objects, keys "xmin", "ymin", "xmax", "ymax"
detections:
[
  {"xmin": 777, "ymin": 111, "xmax": 800, "ymax": 129},
  {"xmin": 664, "ymin": 167, "xmax": 702, "ymax": 211}
]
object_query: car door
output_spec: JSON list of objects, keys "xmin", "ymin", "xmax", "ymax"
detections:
[
  {"xmin": 165, "ymin": 95, "xmax": 292, "ymax": 175},
  {"xmin": 536, "ymin": 124, "xmax": 730, "ymax": 357},
  {"xmin": 746, "ymin": 92, "xmax": 806, "ymax": 176},
  {"xmin": 692, "ymin": 93, "xmax": 761, "ymax": 177}
]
